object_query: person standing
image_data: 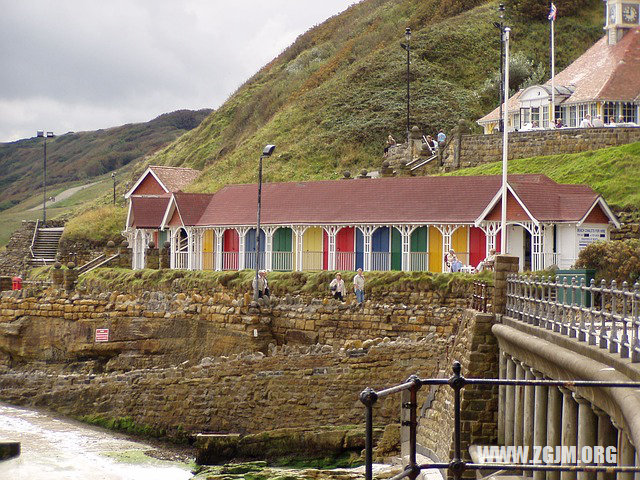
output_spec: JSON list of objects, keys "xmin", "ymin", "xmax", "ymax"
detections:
[
  {"xmin": 384, "ymin": 134, "xmax": 396, "ymax": 157},
  {"xmin": 437, "ymin": 129, "xmax": 446, "ymax": 147},
  {"xmin": 252, "ymin": 270, "xmax": 269, "ymax": 298},
  {"xmin": 329, "ymin": 273, "xmax": 346, "ymax": 301},
  {"xmin": 353, "ymin": 268, "xmax": 365, "ymax": 304}
]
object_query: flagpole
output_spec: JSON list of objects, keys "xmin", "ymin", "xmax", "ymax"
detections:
[
  {"xmin": 551, "ymin": 16, "xmax": 555, "ymax": 124},
  {"xmin": 501, "ymin": 27, "xmax": 510, "ymax": 254}
]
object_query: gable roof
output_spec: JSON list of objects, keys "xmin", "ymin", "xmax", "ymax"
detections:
[
  {"xmin": 159, "ymin": 192, "xmax": 212, "ymax": 229},
  {"xmin": 125, "ymin": 165, "xmax": 200, "ymax": 198},
  {"xmin": 128, "ymin": 195, "xmax": 171, "ymax": 228}
]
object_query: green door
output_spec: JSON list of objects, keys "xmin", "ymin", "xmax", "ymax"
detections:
[
  {"xmin": 391, "ymin": 228, "xmax": 402, "ymax": 271},
  {"xmin": 273, "ymin": 227, "xmax": 293, "ymax": 271},
  {"xmin": 410, "ymin": 227, "xmax": 427, "ymax": 252}
]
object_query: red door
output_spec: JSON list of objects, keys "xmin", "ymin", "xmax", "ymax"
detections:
[
  {"xmin": 223, "ymin": 229, "xmax": 239, "ymax": 270},
  {"xmin": 469, "ymin": 228, "xmax": 486, "ymax": 267},
  {"xmin": 323, "ymin": 230, "xmax": 328, "ymax": 270},
  {"xmin": 336, "ymin": 227, "xmax": 355, "ymax": 270}
]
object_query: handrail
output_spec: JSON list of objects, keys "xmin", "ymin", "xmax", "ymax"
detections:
[
  {"xmin": 410, "ymin": 154, "xmax": 437, "ymax": 171},
  {"xmin": 78, "ymin": 253, "xmax": 119, "ymax": 276},
  {"xmin": 76, "ymin": 254, "xmax": 106, "ymax": 274},
  {"xmin": 29, "ymin": 219, "xmax": 40, "ymax": 259}
]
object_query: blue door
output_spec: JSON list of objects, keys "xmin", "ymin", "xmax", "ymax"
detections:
[
  {"xmin": 245, "ymin": 228, "xmax": 266, "ymax": 269},
  {"xmin": 355, "ymin": 229, "xmax": 364, "ymax": 270},
  {"xmin": 371, "ymin": 227, "xmax": 390, "ymax": 270}
]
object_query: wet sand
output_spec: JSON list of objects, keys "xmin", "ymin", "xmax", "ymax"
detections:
[{"xmin": 0, "ymin": 403, "xmax": 193, "ymax": 480}]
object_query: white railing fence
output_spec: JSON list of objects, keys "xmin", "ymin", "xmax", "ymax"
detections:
[
  {"xmin": 272, "ymin": 251, "xmax": 293, "ymax": 271},
  {"xmin": 506, "ymin": 274, "xmax": 640, "ymax": 363},
  {"xmin": 222, "ymin": 252, "xmax": 239, "ymax": 271},
  {"xmin": 410, "ymin": 252, "xmax": 429, "ymax": 272},
  {"xmin": 336, "ymin": 252, "xmax": 355, "ymax": 271},
  {"xmin": 302, "ymin": 251, "xmax": 323, "ymax": 270}
]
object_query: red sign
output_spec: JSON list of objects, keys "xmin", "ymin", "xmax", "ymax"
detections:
[{"xmin": 95, "ymin": 329, "xmax": 109, "ymax": 342}]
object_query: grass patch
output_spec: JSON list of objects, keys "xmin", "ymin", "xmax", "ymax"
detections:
[
  {"xmin": 61, "ymin": 205, "xmax": 127, "ymax": 246},
  {"xmin": 443, "ymin": 142, "xmax": 640, "ymax": 210},
  {"xmin": 80, "ymin": 414, "xmax": 166, "ymax": 438}
]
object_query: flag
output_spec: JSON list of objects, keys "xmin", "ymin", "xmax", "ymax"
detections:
[{"xmin": 548, "ymin": 3, "xmax": 557, "ymax": 21}]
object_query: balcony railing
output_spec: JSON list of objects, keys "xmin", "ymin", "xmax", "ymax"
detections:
[
  {"xmin": 506, "ymin": 275, "xmax": 640, "ymax": 363},
  {"xmin": 174, "ymin": 251, "xmax": 188, "ymax": 270},
  {"xmin": 244, "ymin": 251, "xmax": 265, "ymax": 270},
  {"xmin": 409, "ymin": 252, "xmax": 429, "ymax": 272},
  {"xmin": 272, "ymin": 251, "xmax": 293, "ymax": 271},
  {"xmin": 222, "ymin": 252, "xmax": 239, "ymax": 271},
  {"xmin": 371, "ymin": 251, "xmax": 390, "ymax": 271},
  {"xmin": 302, "ymin": 251, "xmax": 323, "ymax": 270},
  {"xmin": 336, "ymin": 251, "xmax": 355, "ymax": 271}
]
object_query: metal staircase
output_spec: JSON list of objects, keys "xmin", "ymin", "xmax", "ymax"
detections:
[{"xmin": 29, "ymin": 223, "xmax": 64, "ymax": 266}]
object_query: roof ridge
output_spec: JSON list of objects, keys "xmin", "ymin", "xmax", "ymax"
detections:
[{"xmin": 149, "ymin": 165, "xmax": 200, "ymax": 171}]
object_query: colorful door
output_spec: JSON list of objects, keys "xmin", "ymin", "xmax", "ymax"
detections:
[
  {"xmin": 372, "ymin": 227, "xmax": 389, "ymax": 270},
  {"xmin": 203, "ymin": 230, "xmax": 214, "ymax": 270},
  {"xmin": 452, "ymin": 227, "xmax": 469, "ymax": 265},
  {"xmin": 428, "ymin": 227, "xmax": 443, "ymax": 272},
  {"xmin": 469, "ymin": 227, "xmax": 486, "ymax": 268},
  {"xmin": 158, "ymin": 230, "xmax": 168, "ymax": 248},
  {"xmin": 410, "ymin": 226, "xmax": 428, "ymax": 271},
  {"xmin": 391, "ymin": 228, "xmax": 402, "ymax": 271},
  {"xmin": 273, "ymin": 227, "xmax": 293, "ymax": 271},
  {"xmin": 303, "ymin": 227, "xmax": 323, "ymax": 270},
  {"xmin": 323, "ymin": 230, "xmax": 329, "ymax": 270},
  {"xmin": 245, "ymin": 228, "xmax": 266, "ymax": 269},
  {"xmin": 355, "ymin": 229, "xmax": 364, "ymax": 271},
  {"xmin": 336, "ymin": 227, "xmax": 355, "ymax": 270},
  {"xmin": 223, "ymin": 229, "xmax": 239, "ymax": 270}
]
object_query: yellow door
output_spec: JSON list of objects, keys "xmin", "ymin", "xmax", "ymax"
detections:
[
  {"xmin": 203, "ymin": 230, "xmax": 214, "ymax": 270},
  {"xmin": 428, "ymin": 227, "xmax": 443, "ymax": 272},
  {"xmin": 303, "ymin": 227, "xmax": 323, "ymax": 270},
  {"xmin": 452, "ymin": 227, "xmax": 469, "ymax": 265}
]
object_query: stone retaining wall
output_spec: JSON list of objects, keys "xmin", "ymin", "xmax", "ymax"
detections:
[
  {"xmin": 442, "ymin": 127, "xmax": 640, "ymax": 170},
  {"xmin": 0, "ymin": 221, "xmax": 36, "ymax": 277},
  {"xmin": 0, "ymin": 336, "xmax": 447, "ymax": 438}
]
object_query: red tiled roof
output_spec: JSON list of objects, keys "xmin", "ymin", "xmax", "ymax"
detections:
[
  {"xmin": 550, "ymin": 28, "xmax": 640, "ymax": 103},
  {"xmin": 148, "ymin": 165, "xmax": 200, "ymax": 193},
  {"xmin": 478, "ymin": 28, "xmax": 640, "ymax": 123},
  {"xmin": 189, "ymin": 174, "xmax": 606, "ymax": 227},
  {"xmin": 173, "ymin": 192, "xmax": 213, "ymax": 226},
  {"xmin": 130, "ymin": 196, "xmax": 170, "ymax": 228}
]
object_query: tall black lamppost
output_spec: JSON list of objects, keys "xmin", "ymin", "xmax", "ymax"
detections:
[
  {"xmin": 401, "ymin": 27, "xmax": 412, "ymax": 144},
  {"xmin": 494, "ymin": 4, "xmax": 506, "ymax": 132},
  {"xmin": 36, "ymin": 130, "xmax": 54, "ymax": 223},
  {"xmin": 111, "ymin": 172, "xmax": 116, "ymax": 205},
  {"xmin": 254, "ymin": 144, "xmax": 276, "ymax": 301}
]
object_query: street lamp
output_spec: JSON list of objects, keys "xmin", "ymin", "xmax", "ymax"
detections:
[
  {"xmin": 111, "ymin": 172, "xmax": 116, "ymax": 205},
  {"xmin": 36, "ymin": 130, "xmax": 54, "ymax": 223},
  {"xmin": 254, "ymin": 144, "xmax": 276, "ymax": 301},
  {"xmin": 401, "ymin": 27, "xmax": 412, "ymax": 144},
  {"xmin": 493, "ymin": 4, "xmax": 506, "ymax": 132}
]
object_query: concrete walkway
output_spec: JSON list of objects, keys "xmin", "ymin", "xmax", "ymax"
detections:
[{"xmin": 28, "ymin": 181, "xmax": 101, "ymax": 211}]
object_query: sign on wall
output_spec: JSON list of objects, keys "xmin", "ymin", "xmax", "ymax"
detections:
[
  {"xmin": 577, "ymin": 227, "xmax": 607, "ymax": 250},
  {"xmin": 95, "ymin": 328, "xmax": 109, "ymax": 342}
]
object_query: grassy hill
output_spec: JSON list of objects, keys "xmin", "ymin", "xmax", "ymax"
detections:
[
  {"xmin": 0, "ymin": 109, "xmax": 211, "ymax": 211},
  {"xmin": 443, "ymin": 141, "xmax": 640, "ymax": 211},
  {"xmin": 146, "ymin": 0, "xmax": 603, "ymax": 193}
]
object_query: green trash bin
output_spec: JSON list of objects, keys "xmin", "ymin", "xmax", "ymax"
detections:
[{"xmin": 556, "ymin": 269, "xmax": 596, "ymax": 306}]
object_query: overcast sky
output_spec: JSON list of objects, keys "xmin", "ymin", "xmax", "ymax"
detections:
[{"xmin": 0, "ymin": 1, "xmax": 358, "ymax": 143}]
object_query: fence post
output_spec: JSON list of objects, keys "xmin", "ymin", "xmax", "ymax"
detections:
[
  {"xmin": 493, "ymin": 255, "xmax": 520, "ymax": 315},
  {"xmin": 359, "ymin": 387, "xmax": 378, "ymax": 480}
]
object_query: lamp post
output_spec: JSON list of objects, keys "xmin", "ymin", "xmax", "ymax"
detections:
[
  {"xmin": 254, "ymin": 144, "xmax": 276, "ymax": 301},
  {"xmin": 36, "ymin": 130, "xmax": 54, "ymax": 223},
  {"xmin": 401, "ymin": 27, "xmax": 412, "ymax": 144},
  {"xmin": 111, "ymin": 172, "xmax": 116, "ymax": 205},
  {"xmin": 494, "ymin": 4, "xmax": 506, "ymax": 132}
]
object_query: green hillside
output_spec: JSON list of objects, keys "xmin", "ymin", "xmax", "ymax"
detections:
[
  {"xmin": 443, "ymin": 142, "xmax": 640, "ymax": 211},
  {"xmin": 147, "ymin": 0, "xmax": 603, "ymax": 193},
  {"xmin": 0, "ymin": 109, "xmax": 211, "ymax": 211}
]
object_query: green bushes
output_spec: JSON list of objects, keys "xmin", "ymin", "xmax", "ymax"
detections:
[
  {"xmin": 575, "ymin": 240, "xmax": 640, "ymax": 284},
  {"xmin": 61, "ymin": 205, "xmax": 127, "ymax": 247}
]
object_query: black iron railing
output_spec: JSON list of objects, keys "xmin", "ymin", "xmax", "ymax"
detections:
[
  {"xmin": 360, "ymin": 361, "xmax": 640, "ymax": 480},
  {"xmin": 472, "ymin": 282, "xmax": 493, "ymax": 313}
]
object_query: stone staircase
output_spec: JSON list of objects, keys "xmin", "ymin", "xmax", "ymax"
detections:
[{"xmin": 29, "ymin": 227, "xmax": 64, "ymax": 266}]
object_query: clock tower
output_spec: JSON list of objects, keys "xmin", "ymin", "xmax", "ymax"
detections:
[{"xmin": 605, "ymin": 0, "xmax": 639, "ymax": 44}]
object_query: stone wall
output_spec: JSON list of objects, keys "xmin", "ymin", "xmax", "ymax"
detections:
[
  {"xmin": 0, "ymin": 336, "xmax": 446, "ymax": 438},
  {"xmin": 442, "ymin": 127, "xmax": 640, "ymax": 170},
  {"xmin": 0, "ymin": 221, "xmax": 36, "ymax": 277},
  {"xmin": 611, "ymin": 211, "xmax": 640, "ymax": 242}
]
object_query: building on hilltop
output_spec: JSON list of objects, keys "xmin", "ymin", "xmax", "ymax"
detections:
[
  {"xmin": 477, "ymin": 8, "xmax": 640, "ymax": 134},
  {"xmin": 124, "ymin": 170, "xmax": 619, "ymax": 273},
  {"xmin": 124, "ymin": 165, "xmax": 200, "ymax": 269}
]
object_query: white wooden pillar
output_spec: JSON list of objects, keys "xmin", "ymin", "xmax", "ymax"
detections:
[
  {"xmin": 437, "ymin": 224, "xmax": 457, "ymax": 271},
  {"xmin": 359, "ymin": 225, "xmax": 374, "ymax": 271},
  {"xmin": 214, "ymin": 228, "xmax": 224, "ymax": 271},
  {"xmin": 293, "ymin": 226, "xmax": 307, "ymax": 271},
  {"xmin": 325, "ymin": 226, "xmax": 339, "ymax": 271},
  {"xmin": 264, "ymin": 226, "xmax": 276, "ymax": 271},
  {"xmin": 396, "ymin": 225, "xmax": 415, "ymax": 271},
  {"xmin": 169, "ymin": 228, "xmax": 176, "ymax": 269},
  {"xmin": 237, "ymin": 227, "xmax": 249, "ymax": 271},
  {"xmin": 532, "ymin": 224, "xmax": 544, "ymax": 271},
  {"xmin": 186, "ymin": 227, "xmax": 194, "ymax": 270}
]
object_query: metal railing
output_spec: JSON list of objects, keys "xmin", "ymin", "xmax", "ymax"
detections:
[
  {"xmin": 360, "ymin": 362, "xmax": 640, "ymax": 480},
  {"xmin": 472, "ymin": 282, "xmax": 493, "ymax": 313},
  {"xmin": 29, "ymin": 219, "xmax": 40, "ymax": 260},
  {"xmin": 506, "ymin": 275, "xmax": 640, "ymax": 363}
]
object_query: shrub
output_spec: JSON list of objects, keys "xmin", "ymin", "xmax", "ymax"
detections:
[{"xmin": 574, "ymin": 240, "xmax": 640, "ymax": 285}]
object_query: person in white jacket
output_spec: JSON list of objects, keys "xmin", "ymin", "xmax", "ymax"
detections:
[{"xmin": 329, "ymin": 273, "xmax": 346, "ymax": 301}]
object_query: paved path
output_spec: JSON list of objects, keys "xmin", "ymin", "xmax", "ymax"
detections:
[{"xmin": 28, "ymin": 181, "xmax": 102, "ymax": 211}]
